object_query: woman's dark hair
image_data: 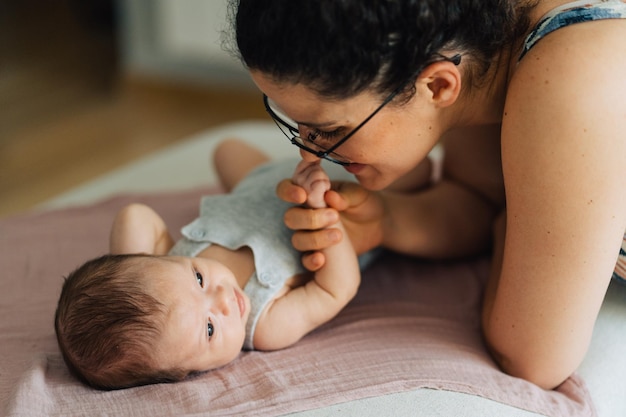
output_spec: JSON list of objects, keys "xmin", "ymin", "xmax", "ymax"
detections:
[{"xmin": 229, "ymin": 0, "xmax": 534, "ymax": 99}]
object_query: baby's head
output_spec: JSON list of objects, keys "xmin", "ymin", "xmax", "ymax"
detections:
[{"xmin": 55, "ymin": 253, "xmax": 250, "ymax": 390}]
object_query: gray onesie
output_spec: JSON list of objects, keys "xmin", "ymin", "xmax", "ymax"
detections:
[{"xmin": 169, "ymin": 158, "xmax": 358, "ymax": 350}]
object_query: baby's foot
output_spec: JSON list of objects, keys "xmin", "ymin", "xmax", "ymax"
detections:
[{"xmin": 292, "ymin": 160, "xmax": 331, "ymax": 208}]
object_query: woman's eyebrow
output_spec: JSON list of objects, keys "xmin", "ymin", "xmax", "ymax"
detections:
[
  {"xmin": 295, "ymin": 119, "xmax": 341, "ymax": 129},
  {"xmin": 271, "ymin": 97, "xmax": 341, "ymax": 128}
]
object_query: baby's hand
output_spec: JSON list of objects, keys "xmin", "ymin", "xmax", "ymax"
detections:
[{"xmin": 292, "ymin": 160, "xmax": 331, "ymax": 208}]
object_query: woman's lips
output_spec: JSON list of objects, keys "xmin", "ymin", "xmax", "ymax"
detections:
[{"xmin": 343, "ymin": 163, "xmax": 365, "ymax": 175}]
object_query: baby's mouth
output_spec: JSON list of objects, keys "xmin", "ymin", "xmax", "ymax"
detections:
[{"xmin": 234, "ymin": 288, "xmax": 246, "ymax": 318}]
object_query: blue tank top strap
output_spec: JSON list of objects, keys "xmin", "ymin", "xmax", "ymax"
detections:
[{"xmin": 519, "ymin": 0, "xmax": 626, "ymax": 62}]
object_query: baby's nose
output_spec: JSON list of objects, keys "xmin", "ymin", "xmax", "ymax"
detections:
[{"xmin": 213, "ymin": 286, "xmax": 231, "ymax": 315}]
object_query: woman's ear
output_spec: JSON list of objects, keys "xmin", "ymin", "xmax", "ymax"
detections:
[{"xmin": 416, "ymin": 60, "xmax": 462, "ymax": 107}]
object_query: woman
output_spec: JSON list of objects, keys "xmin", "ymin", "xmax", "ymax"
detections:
[{"xmin": 229, "ymin": 0, "xmax": 626, "ymax": 389}]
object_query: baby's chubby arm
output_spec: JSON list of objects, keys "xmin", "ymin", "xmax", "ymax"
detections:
[
  {"xmin": 296, "ymin": 162, "xmax": 360, "ymax": 319},
  {"xmin": 253, "ymin": 160, "xmax": 360, "ymax": 350},
  {"xmin": 109, "ymin": 203, "xmax": 174, "ymax": 255}
]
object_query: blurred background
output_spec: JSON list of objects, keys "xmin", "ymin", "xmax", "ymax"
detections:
[{"xmin": 0, "ymin": 0, "xmax": 267, "ymax": 219}]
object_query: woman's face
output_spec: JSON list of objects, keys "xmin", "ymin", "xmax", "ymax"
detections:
[{"xmin": 251, "ymin": 70, "xmax": 443, "ymax": 190}]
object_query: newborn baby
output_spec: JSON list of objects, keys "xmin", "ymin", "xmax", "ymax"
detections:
[{"xmin": 55, "ymin": 140, "xmax": 360, "ymax": 390}]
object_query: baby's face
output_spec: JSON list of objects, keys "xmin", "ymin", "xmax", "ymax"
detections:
[{"xmin": 141, "ymin": 256, "xmax": 251, "ymax": 373}]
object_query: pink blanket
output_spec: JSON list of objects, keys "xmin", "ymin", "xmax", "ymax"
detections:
[{"xmin": 0, "ymin": 189, "xmax": 595, "ymax": 416}]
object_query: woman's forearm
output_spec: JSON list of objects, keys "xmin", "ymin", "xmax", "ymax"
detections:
[{"xmin": 381, "ymin": 180, "xmax": 498, "ymax": 259}]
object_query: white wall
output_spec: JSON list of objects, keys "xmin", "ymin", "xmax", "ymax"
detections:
[
  {"xmin": 156, "ymin": 0, "xmax": 232, "ymax": 65},
  {"xmin": 119, "ymin": 0, "xmax": 254, "ymax": 89}
]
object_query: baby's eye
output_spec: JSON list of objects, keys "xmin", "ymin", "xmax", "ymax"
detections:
[
  {"xmin": 196, "ymin": 271, "xmax": 204, "ymax": 287},
  {"xmin": 207, "ymin": 320, "xmax": 215, "ymax": 339}
]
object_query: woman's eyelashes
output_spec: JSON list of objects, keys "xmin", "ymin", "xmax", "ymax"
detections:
[
  {"xmin": 315, "ymin": 128, "xmax": 341, "ymax": 139},
  {"xmin": 311, "ymin": 128, "xmax": 342, "ymax": 140}
]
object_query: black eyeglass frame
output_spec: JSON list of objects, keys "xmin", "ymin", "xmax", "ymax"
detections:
[{"xmin": 263, "ymin": 54, "xmax": 462, "ymax": 166}]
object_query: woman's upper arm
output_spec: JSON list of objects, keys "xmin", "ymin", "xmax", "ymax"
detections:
[{"xmin": 486, "ymin": 24, "xmax": 626, "ymax": 388}]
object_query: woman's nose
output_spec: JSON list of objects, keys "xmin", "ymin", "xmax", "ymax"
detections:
[{"xmin": 299, "ymin": 148, "xmax": 321, "ymax": 162}]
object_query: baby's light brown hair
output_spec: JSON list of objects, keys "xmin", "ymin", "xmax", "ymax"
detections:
[{"xmin": 55, "ymin": 254, "xmax": 188, "ymax": 390}]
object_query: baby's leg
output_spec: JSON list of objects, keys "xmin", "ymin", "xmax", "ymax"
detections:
[{"xmin": 213, "ymin": 138, "xmax": 270, "ymax": 191}]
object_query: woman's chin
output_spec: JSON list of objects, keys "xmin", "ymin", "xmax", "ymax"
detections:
[
  {"xmin": 344, "ymin": 163, "xmax": 399, "ymax": 191},
  {"xmin": 354, "ymin": 174, "xmax": 393, "ymax": 191}
]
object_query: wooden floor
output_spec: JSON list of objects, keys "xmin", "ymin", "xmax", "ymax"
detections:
[
  {"xmin": 0, "ymin": 81, "xmax": 266, "ymax": 219},
  {"xmin": 0, "ymin": 1, "xmax": 266, "ymax": 219}
]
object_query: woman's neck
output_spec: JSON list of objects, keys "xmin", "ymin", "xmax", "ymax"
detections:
[
  {"xmin": 445, "ymin": 49, "xmax": 513, "ymax": 128},
  {"xmin": 442, "ymin": 0, "xmax": 571, "ymax": 129}
]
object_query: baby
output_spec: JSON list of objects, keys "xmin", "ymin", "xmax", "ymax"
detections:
[{"xmin": 54, "ymin": 139, "xmax": 360, "ymax": 390}]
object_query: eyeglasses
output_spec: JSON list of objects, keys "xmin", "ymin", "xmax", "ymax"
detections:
[{"xmin": 263, "ymin": 54, "xmax": 461, "ymax": 166}]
